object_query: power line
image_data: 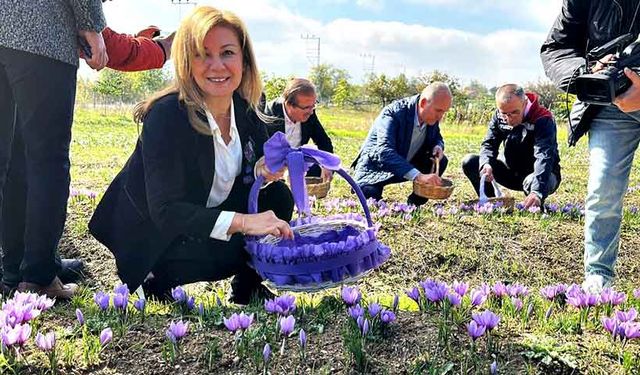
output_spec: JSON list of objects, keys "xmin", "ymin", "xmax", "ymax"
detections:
[
  {"xmin": 360, "ymin": 53, "xmax": 375, "ymax": 77},
  {"xmin": 171, "ymin": 0, "xmax": 197, "ymax": 22},
  {"xmin": 300, "ymin": 34, "xmax": 320, "ymax": 67}
]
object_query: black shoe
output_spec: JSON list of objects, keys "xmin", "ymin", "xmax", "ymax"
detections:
[
  {"xmin": 407, "ymin": 193, "xmax": 428, "ymax": 207},
  {"xmin": 229, "ymin": 283, "xmax": 276, "ymax": 306},
  {"xmin": 141, "ymin": 277, "xmax": 172, "ymax": 303},
  {"xmin": 58, "ymin": 258, "xmax": 85, "ymax": 284}
]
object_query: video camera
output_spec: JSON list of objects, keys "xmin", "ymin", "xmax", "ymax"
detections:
[{"xmin": 575, "ymin": 33, "xmax": 640, "ymax": 105}]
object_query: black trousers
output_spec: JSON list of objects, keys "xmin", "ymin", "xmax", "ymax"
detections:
[
  {"xmin": 147, "ymin": 181, "xmax": 294, "ymax": 297},
  {"xmin": 360, "ymin": 155, "xmax": 449, "ymax": 206},
  {"xmin": 0, "ymin": 47, "xmax": 77, "ymax": 286},
  {"xmin": 461, "ymin": 154, "xmax": 560, "ymax": 198}
]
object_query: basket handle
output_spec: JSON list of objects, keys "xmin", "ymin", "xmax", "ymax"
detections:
[
  {"xmin": 248, "ymin": 163, "xmax": 374, "ymax": 228},
  {"xmin": 479, "ymin": 174, "xmax": 503, "ymax": 204},
  {"xmin": 430, "ymin": 157, "xmax": 440, "ymax": 175}
]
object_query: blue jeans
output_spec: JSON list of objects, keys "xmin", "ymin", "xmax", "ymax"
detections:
[{"xmin": 584, "ymin": 106, "xmax": 640, "ymax": 282}]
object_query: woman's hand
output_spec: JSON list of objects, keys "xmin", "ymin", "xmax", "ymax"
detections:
[
  {"xmin": 255, "ymin": 156, "xmax": 286, "ymax": 182},
  {"xmin": 229, "ymin": 211, "xmax": 293, "ymax": 239}
]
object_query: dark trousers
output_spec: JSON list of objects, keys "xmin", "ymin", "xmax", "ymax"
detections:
[
  {"xmin": 360, "ymin": 155, "xmax": 449, "ymax": 206},
  {"xmin": 461, "ymin": 154, "xmax": 560, "ymax": 198},
  {"xmin": 0, "ymin": 47, "xmax": 77, "ymax": 286},
  {"xmin": 147, "ymin": 181, "xmax": 294, "ymax": 297},
  {"xmin": 307, "ymin": 164, "xmax": 321, "ymax": 178}
]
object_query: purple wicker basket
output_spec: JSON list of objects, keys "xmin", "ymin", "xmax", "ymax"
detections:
[{"xmin": 245, "ymin": 160, "xmax": 391, "ymax": 291}]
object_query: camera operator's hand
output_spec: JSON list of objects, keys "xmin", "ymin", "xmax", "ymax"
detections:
[
  {"xmin": 614, "ymin": 68, "xmax": 640, "ymax": 113},
  {"xmin": 592, "ymin": 54, "xmax": 615, "ymax": 73}
]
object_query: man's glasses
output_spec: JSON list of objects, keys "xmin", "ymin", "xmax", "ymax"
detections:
[
  {"xmin": 293, "ymin": 101, "xmax": 318, "ymax": 111},
  {"xmin": 498, "ymin": 109, "xmax": 521, "ymax": 119}
]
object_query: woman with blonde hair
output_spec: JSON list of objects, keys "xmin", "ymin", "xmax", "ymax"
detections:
[{"xmin": 89, "ymin": 6, "xmax": 293, "ymax": 304}]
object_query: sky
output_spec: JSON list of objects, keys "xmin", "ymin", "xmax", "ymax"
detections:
[{"xmin": 89, "ymin": 0, "xmax": 565, "ymax": 87}]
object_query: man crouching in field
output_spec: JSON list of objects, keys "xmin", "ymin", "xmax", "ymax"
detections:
[
  {"xmin": 461, "ymin": 84, "xmax": 561, "ymax": 209},
  {"xmin": 351, "ymin": 82, "xmax": 452, "ymax": 206}
]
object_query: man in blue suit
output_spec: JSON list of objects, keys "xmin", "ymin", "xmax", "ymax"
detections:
[{"xmin": 351, "ymin": 82, "xmax": 452, "ymax": 206}]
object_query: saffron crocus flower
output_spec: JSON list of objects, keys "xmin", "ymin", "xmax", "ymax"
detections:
[
  {"xmin": 134, "ymin": 298, "xmax": 146, "ymax": 313},
  {"xmin": 166, "ymin": 320, "xmax": 189, "ymax": 343},
  {"xmin": 506, "ymin": 284, "xmax": 529, "ymax": 298},
  {"xmin": 171, "ymin": 286, "xmax": 187, "ymax": 303},
  {"xmin": 186, "ymin": 296, "xmax": 195, "ymax": 311},
  {"xmin": 446, "ymin": 292, "xmax": 462, "ymax": 307},
  {"xmin": 423, "ymin": 280, "xmax": 449, "ymax": 303},
  {"xmin": 94, "ymin": 291, "xmax": 110, "ymax": 311},
  {"xmin": 279, "ymin": 315, "xmax": 296, "ymax": 337},
  {"xmin": 198, "ymin": 302, "xmax": 204, "ymax": 316},
  {"xmin": 368, "ymin": 303, "xmax": 382, "ymax": 317},
  {"xmin": 99, "ymin": 328, "xmax": 113, "ymax": 346},
  {"xmin": 263, "ymin": 343, "xmax": 271, "ymax": 364},
  {"xmin": 215, "ymin": 295, "xmax": 223, "ymax": 307},
  {"xmin": 622, "ymin": 322, "xmax": 640, "ymax": 339},
  {"xmin": 380, "ymin": 310, "xmax": 396, "ymax": 324},
  {"xmin": 348, "ymin": 305, "xmax": 364, "ymax": 320},
  {"xmin": 633, "ymin": 289, "xmax": 640, "ymax": 300},
  {"xmin": 75, "ymin": 308, "xmax": 85, "ymax": 325},
  {"xmin": 616, "ymin": 308, "xmax": 638, "ymax": 323},
  {"xmin": 602, "ymin": 317, "xmax": 617, "ymax": 335},
  {"xmin": 540, "ymin": 286, "xmax": 558, "ymax": 301},
  {"xmin": 452, "ymin": 281, "xmax": 469, "ymax": 297},
  {"xmin": 299, "ymin": 329, "xmax": 307, "ymax": 349},
  {"xmin": 392, "ymin": 294, "xmax": 399, "ymax": 311},
  {"xmin": 114, "ymin": 284, "xmax": 129, "ymax": 296},
  {"xmin": 223, "ymin": 312, "xmax": 254, "ymax": 333},
  {"xmin": 466, "ymin": 321, "xmax": 486, "ymax": 341},
  {"xmin": 35, "ymin": 331, "xmax": 55, "ymax": 352},
  {"xmin": 34, "ymin": 295, "xmax": 55, "ymax": 311},
  {"xmin": 490, "ymin": 360, "xmax": 498, "ymax": 374},
  {"xmin": 341, "ymin": 286, "xmax": 361, "ymax": 306},
  {"xmin": 405, "ymin": 287, "xmax": 421, "ymax": 305},
  {"xmin": 113, "ymin": 293, "xmax": 129, "ymax": 311},
  {"xmin": 472, "ymin": 310, "xmax": 500, "ymax": 331},
  {"xmin": 492, "ymin": 282, "xmax": 508, "ymax": 298},
  {"xmin": 511, "ymin": 297, "xmax": 523, "ymax": 312},
  {"xmin": 361, "ymin": 319, "xmax": 370, "ymax": 336},
  {"xmin": 264, "ymin": 294, "xmax": 296, "ymax": 315},
  {"xmin": 470, "ymin": 289, "xmax": 487, "ymax": 307}
]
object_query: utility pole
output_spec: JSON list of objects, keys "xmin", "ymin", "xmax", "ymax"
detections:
[
  {"xmin": 300, "ymin": 34, "xmax": 320, "ymax": 68},
  {"xmin": 171, "ymin": 0, "xmax": 197, "ymax": 22},
  {"xmin": 360, "ymin": 53, "xmax": 375, "ymax": 77}
]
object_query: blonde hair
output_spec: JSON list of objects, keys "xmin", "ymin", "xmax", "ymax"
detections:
[{"xmin": 133, "ymin": 6, "xmax": 263, "ymax": 135}]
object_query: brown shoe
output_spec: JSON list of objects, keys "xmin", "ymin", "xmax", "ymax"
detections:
[{"xmin": 18, "ymin": 277, "xmax": 78, "ymax": 300}]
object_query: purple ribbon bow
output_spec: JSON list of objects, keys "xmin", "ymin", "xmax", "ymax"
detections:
[{"xmin": 264, "ymin": 132, "xmax": 341, "ymax": 214}]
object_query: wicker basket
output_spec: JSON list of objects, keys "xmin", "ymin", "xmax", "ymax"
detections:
[
  {"xmin": 412, "ymin": 158, "xmax": 454, "ymax": 199},
  {"xmin": 305, "ymin": 176, "xmax": 330, "ymax": 199},
  {"xmin": 245, "ymin": 166, "xmax": 390, "ymax": 291}
]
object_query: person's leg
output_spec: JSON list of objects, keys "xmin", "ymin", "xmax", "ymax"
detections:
[
  {"xmin": 359, "ymin": 183, "xmax": 385, "ymax": 201},
  {"xmin": 490, "ymin": 159, "xmax": 523, "ymax": 195},
  {"xmin": 583, "ymin": 107, "xmax": 640, "ymax": 288},
  {"xmin": 522, "ymin": 172, "xmax": 560, "ymax": 197},
  {"xmin": 2, "ymin": 48, "xmax": 77, "ymax": 289},
  {"xmin": 306, "ymin": 164, "xmax": 321, "ymax": 178},
  {"xmin": 461, "ymin": 154, "xmax": 482, "ymax": 196},
  {"xmin": 0, "ymin": 57, "xmax": 16, "ymax": 290}
]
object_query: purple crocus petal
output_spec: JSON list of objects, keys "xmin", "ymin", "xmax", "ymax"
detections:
[
  {"xmin": 361, "ymin": 319, "xmax": 370, "ymax": 336},
  {"xmin": 35, "ymin": 295, "xmax": 55, "ymax": 311},
  {"xmin": 368, "ymin": 303, "xmax": 382, "ymax": 317},
  {"xmin": 348, "ymin": 305, "xmax": 364, "ymax": 320},
  {"xmin": 392, "ymin": 294, "xmax": 399, "ymax": 311},
  {"xmin": 452, "ymin": 281, "xmax": 469, "ymax": 297},
  {"xmin": 611, "ymin": 292, "xmax": 627, "ymax": 306},
  {"xmin": 622, "ymin": 322, "xmax": 640, "ymax": 339},
  {"xmin": 171, "ymin": 286, "xmax": 187, "ymax": 303},
  {"xmin": 114, "ymin": 284, "xmax": 129, "ymax": 296},
  {"xmin": 490, "ymin": 361, "xmax": 498, "ymax": 375},
  {"xmin": 602, "ymin": 317, "xmax": 617, "ymax": 334},
  {"xmin": 165, "ymin": 330, "xmax": 176, "ymax": 344},
  {"xmin": 616, "ymin": 308, "xmax": 638, "ymax": 323},
  {"xmin": 263, "ymin": 343, "xmax": 271, "ymax": 363},
  {"xmin": 540, "ymin": 286, "xmax": 558, "ymax": 301},
  {"xmin": 357, "ymin": 316, "xmax": 365, "ymax": 330},
  {"xmin": 341, "ymin": 286, "xmax": 361, "ymax": 306},
  {"xmin": 223, "ymin": 314, "xmax": 240, "ymax": 332},
  {"xmin": 470, "ymin": 289, "xmax": 487, "ymax": 307},
  {"xmin": 633, "ymin": 288, "xmax": 640, "ymax": 300},
  {"xmin": 511, "ymin": 297, "xmax": 523, "ymax": 312},
  {"xmin": 99, "ymin": 328, "xmax": 113, "ymax": 346},
  {"xmin": 198, "ymin": 302, "xmax": 204, "ymax": 316},
  {"xmin": 238, "ymin": 313, "xmax": 254, "ymax": 330},
  {"xmin": 545, "ymin": 306, "xmax": 553, "ymax": 320},
  {"xmin": 264, "ymin": 299, "xmax": 279, "ymax": 314},
  {"xmin": 113, "ymin": 293, "xmax": 129, "ymax": 310},
  {"xmin": 16, "ymin": 323, "xmax": 31, "ymax": 346},
  {"xmin": 472, "ymin": 310, "xmax": 500, "ymax": 331},
  {"xmin": 35, "ymin": 331, "xmax": 55, "ymax": 352},
  {"xmin": 405, "ymin": 287, "xmax": 421, "ymax": 304},
  {"xmin": 93, "ymin": 291, "xmax": 110, "ymax": 311},
  {"xmin": 446, "ymin": 292, "xmax": 462, "ymax": 307},
  {"xmin": 215, "ymin": 295, "xmax": 223, "ymax": 307},
  {"xmin": 134, "ymin": 299, "xmax": 146, "ymax": 313},
  {"xmin": 380, "ymin": 310, "xmax": 396, "ymax": 324},
  {"xmin": 466, "ymin": 320, "xmax": 486, "ymax": 341},
  {"xmin": 279, "ymin": 315, "xmax": 296, "ymax": 337},
  {"xmin": 75, "ymin": 308, "xmax": 85, "ymax": 325},
  {"xmin": 299, "ymin": 329, "xmax": 307, "ymax": 349},
  {"xmin": 186, "ymin": 296, "xmax": 195, "ymax": 311},
  {"xmin": 492, "ymin": 282, "xmax": 508, "ymax": 298},
  {"xmin": 168, "ymin": 320, "xmax": 189, "ymax": 340}
]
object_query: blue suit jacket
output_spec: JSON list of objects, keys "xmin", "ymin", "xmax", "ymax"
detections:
[{"xmin": 351, "ymin": 95, "xmax": 445, "ymax": 185}]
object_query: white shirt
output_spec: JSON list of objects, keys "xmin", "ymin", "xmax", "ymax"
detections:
[
  {"xmin": 205, "ymin": 103, "xmax": 242, "ymax": 241},
  {"xmin": 283, "ymin": 103, "xmax": 302, "ymax": 148},
  {"xmin": 404, "ymin": 106, "xmax": 428, "ymax": 181}
]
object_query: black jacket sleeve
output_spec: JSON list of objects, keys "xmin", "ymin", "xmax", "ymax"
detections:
[
  {"xmin": 141, "ymin": 99, "xmax": 220, "ymax": 241},
  {"xmin": 478, "ymin": 113, "xmax": 504, "ymax": 170},
  {"xmin": 540, "ymin": 0, "xmax": 590, "ymax": 91},
  {"xmin": 530, "ymin": 117, "xmax": 559, "ymax": 198}
]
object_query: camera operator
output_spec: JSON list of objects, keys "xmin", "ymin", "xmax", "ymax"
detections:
[{"xmin": 541, "ymin": 0, "xmax": 640, "ymax": 293}]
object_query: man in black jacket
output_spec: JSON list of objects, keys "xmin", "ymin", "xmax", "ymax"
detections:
[
  {"xmin": 462, "ymin": 84, "xmax": 561, "ymax": 209},
  {"xmin": 263, "ymin": 78, "xmax": 334, "ymax": 181},
  {"xmin": 541, "ymin": 0, "xmax": 640, "ymax": 292}
]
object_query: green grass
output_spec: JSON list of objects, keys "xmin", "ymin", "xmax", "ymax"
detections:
[{"xmin": 47, "ymin": 105, "xmax": 640, "ymax": 374}]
